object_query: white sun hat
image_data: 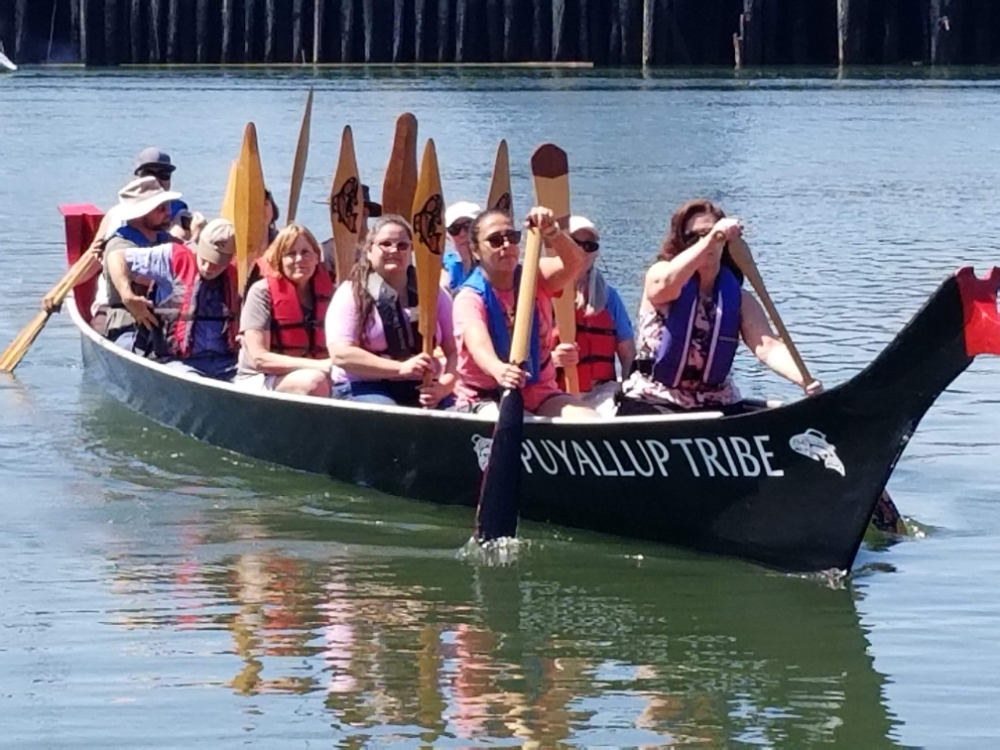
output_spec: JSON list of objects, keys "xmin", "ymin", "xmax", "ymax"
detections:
[
  {"xmin": 445, "ymin": 201, "xmax": 483, "ymax": 230},
  {"xmin": 111, "ymin": 176, "xmax": 182, "ymax": 224}
]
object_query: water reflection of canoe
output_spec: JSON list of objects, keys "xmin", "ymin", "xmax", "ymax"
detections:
[
  {"xmin": 0, "ymin": 51, "xmax": 16, "ymax": 72},
  {"xmin": 60, "ymin": 204, "xmax": 1000, "ymax": 573}
]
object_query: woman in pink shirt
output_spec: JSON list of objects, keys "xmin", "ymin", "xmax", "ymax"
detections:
[
  {"xmin": 326, "ymin": 215, "xmax": 456, "ymax": 408},
  {"xmin": 452, "ymin": 207, "xmax": 597, "ymax": 419}
]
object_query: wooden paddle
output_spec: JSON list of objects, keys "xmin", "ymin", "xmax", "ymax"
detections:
[
  {"xmin": 233, "ymin": 123, "xmax": 268, "ymax": 293},
  {"xmin": 410, "ymin": 139, "xmax": 446, "ymax": 387},
  {"xmin": 475, "ymin": 226, "xmax": 544, "ymax": 543},
  {"xmin": 486, "ymin": 139, "xmax": 513, "ymax": 216},
  {"xmin": 381, "ymin": 112, "xmax": 418, "ymax": 222},
  {"xmin": 220, "ymin": 160, "xmax": 238, "ymax": 223},
  {"xmin": 285, "ymin": 88, "xmax": 313, "ymax": 225},
  {"xmin": 329, "ymin": 125, "xmax": 363, "ymax": 284},
  {"xmin": 0, "ymin": 210, "xmax": 106, "ymax": 373},
  {"xmin": 530, "ymin": 143, "xmax": 580, "ymax": 395},
  {"xmin": 727, "ymin": 237, "xmax": 816, "ymax": 388}
]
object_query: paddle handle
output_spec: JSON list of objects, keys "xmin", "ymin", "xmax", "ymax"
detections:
[
  {"xmin": 0, "ymin": 249, "xmax": 100, "ymax": 373},
  {"xmin": 728, "ymin": 238, "xmax": 815, "ymax": 387},
  {"xmin": 551, "ymin": 291, "xmax": 580, "ymax": 394},
  {"xmin": 511, "ymin": 229, "xmax": 543, "ymax": 366}
]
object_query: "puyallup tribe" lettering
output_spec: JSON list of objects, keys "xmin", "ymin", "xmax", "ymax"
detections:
[{"xmin": 515, "ymin": 435, "xmax": 784, "ymax": 479}]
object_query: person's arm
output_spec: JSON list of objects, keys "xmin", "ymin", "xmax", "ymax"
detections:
[
  {"xmin": 740, "ymin": 290, "xmax": 822, "ymax": 395},
  {"xmin": 325, "ymin": 283, "xmax": 432, "ymax": 380},
  {"xmin": 606, "ymin": 288, "xmax": 636, "ymax": 378},
  {"xmin": 530, "ymin": 207, "xmax": 586, "ymax": 294},
  {"xmin": 645, "ymin": 218, "xmax": 742, "ymax": 307},
  {"xmin": 106, "ymin": 248, "xmax": 157, "ymax": 329},
  {"xmin": 243, "ymin": 329, "xmax": 332, "ymax": 375},
  {"xmin": 420, "ymin": 291, "xmax": 458, "ymax": 407},
  {"xmin": 439, "ymin": 268, "xmax": 453, "ymax": 291}
]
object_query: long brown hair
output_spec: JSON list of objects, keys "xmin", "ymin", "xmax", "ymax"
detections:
[
  {"xmin": 658, "ymin": 199, "xmax": 743, "ymax": 284},
  {"xmin": 261, "ymin": 224, "xmax": 323, "ymax": 280},
  {"xmin": 350, "ymin": 214, "xmax": 412, "ymax": 347}
]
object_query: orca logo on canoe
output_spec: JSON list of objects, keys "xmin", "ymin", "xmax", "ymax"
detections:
[
  {"xmin": 413, "ymin": 193, "xmax": 445, "ymax": 256},
  {"xmin": 471, "ymin": 435, "xmax": 493, "ymax": 471},
  {"xmin": 789, "ymin": 429, "xmax": 846, "ymax": 476},
  {"xmin": 331, "ymin": 176, "xmax": 360, "ymax": 233}
]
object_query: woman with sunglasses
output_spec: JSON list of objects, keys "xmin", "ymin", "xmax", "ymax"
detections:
[
  {"xmin": 326, "ymin": 215, "xmax": 457, "ymax": 408},
  {"xmin": 620, "ymin": 199, "xmax": 822, "ymax": 416},
  {"xmin": 551, "ymin": 216, "xmax": 635, "ymax": 409},
  {"xmin": 452, "ymin": 207, "xmax": 598, "ymax": 419},
  {"xmin": 440, "ymin": 201, "xmax": 482, "ymax": 294}
]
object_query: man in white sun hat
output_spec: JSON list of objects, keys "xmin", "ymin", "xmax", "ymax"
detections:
[
  {"xmin": 106, "ymin": 218, "xmax": 241, "ymax": 380},
  {"xmin": 93, "ymin": 176, "xmax": 183, "ymax": 342},
  {"xmin": 440, "ymin": 200, "xmax": 482, "ymax": 294}
]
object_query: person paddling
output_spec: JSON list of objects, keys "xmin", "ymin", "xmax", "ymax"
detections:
[
  {"xmin": 620, "ymin": 199, "xmax": 822, "ymax": 415},
  {"xmin": 105, "ymin": 218, "xmax": 240, "ymax": 380},
  {"xmin": 236, "ymin": 225, "xmax": 334, "ymax": 397},
  {"xmin": 452, "ymin": 207, "xmax": 598, "ymax": 420},
  {"xmin": 326, "ymin": 215, "xmax": 457, "ymax": 408},
  {"xmin": 440, "ymin": 201, "xmax": 482, "ymax": 294},
  {"xmin": 93, "ymin": 176, "xmax": 183, "ymax": 346},
  {"xmin": 551, "ymin": 216, "xmax": 635, "ymax": 410}
]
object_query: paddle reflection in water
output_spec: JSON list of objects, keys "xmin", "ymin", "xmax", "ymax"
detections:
[{"xmin": 80, "ymin": 392, "xmax": 901, "ymax": 747}]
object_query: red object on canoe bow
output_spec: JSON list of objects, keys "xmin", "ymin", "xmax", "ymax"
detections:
[{"xmin": 957, "ymin": 266, "xmax": 1000, "ymax": 358}]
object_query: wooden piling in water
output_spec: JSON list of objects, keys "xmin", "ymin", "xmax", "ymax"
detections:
[
  {"xmin": 486, "ymin": 0, "xmax": 502, "ymax": 62},
  {"xmin": 220, "ymin": 0, "xmax": 232, "ymax": 62},
  {"xmin": 341, "ymin": 0, "xmax": 355, "ymax": 62},
  {"xmin": 455, "ymin": 0, "xmax": 469, "ymax": 62},
  {"xmin": 195, "ymin": 0, "xmax": 208, "ymax": 63},
  {"xmin": 312, "ymin": 0, "xmax": 323, "ymax": 63},
  {"xmin": 245, "ymin": 0, "xmax": 258, "ymax": 61},
  {"xmin": 13, "ymin": 0, "xmax": 27, "ymax": 61},
  {"xmin": 437, "ymin": 0, "xmax": 451, "ymax": 62},
  {"xmin": 104, "ymin": 0, "xmax": 118, "ymax": 66},
  {"xmin": 362, "ymin": 0, "xmax": 373, "ymax": 62},
  {"xmin": 414, "ymin": 0, "xmax": 426, "ymax": 61},
  {"xmin": 264, "ymin": 0, "xmax": 275, "ymax": 62},
  {"xmin": 642, "ymin": 0, "xmax": 654, "ymax": 66},
  {"xmin": 391, "ymin": 0, "xmax": 403, "ymax": 62},
  {"xmin": 129, "ymin": 0, "xmax": 142, "ymax": 63},
  {"xmin": 148, "ymin": 0, "xmax": 162, "ymax": 62}
]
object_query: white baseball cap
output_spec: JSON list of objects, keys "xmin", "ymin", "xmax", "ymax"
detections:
[
  {"xmin": 445, "ymin": 201, "xmax": 482, "ymax": 229},
  {"xmin": 569, "ymin": 215, "xmax": 599, "ymax": 240}
]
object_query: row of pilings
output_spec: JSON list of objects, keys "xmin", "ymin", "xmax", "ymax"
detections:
[{"xmin": 1, "ymin": 0, "xmax": 999, "ymax": 67}]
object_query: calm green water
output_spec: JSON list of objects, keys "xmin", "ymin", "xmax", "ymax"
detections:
[{"xmin": 2, "ymin": 68, "xmax": 1000, "ymax": 748}]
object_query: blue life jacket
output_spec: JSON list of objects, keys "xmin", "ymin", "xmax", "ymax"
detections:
[
  {"xmin": 114, "ymin": 225, "xmax": 172, "ymax": 247},
  {"xmin": 653, "ymin": 267, "xmax": 742, "ymax": 388},
  {"xmin": 443, "ymin": 250, "xmax": 472, "ymax": 293},
  {"xmin": 462, "ymin": 265, "xmax": 542, "ymax": 384}
]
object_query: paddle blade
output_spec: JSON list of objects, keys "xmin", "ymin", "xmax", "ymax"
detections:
[
  {"xmin": 330, "ymin": 125, "xmax": 362, "ymax": 284},
  {"xmin": 475, "ymin": 388, "xmax": 525, "ymax": 542},
  {"xmin": 531, "ymin": 143, "xmax": 579, "ymax": 394},
  {"xmin": 234, "ymin": 123, "xmax": 268, "ymax": 293},
  {"xmin": 411, "ymin": 139, "xmax": 446, "ymax": 354},
  {"xmin": 0, "ymin": 312, "xmax": 50, "ymax": 373},
  {"xmin": 286, "ymin": 88, "xmax": 314, "ymax": 225},
  {"xmin": 486, "ymin": 139, "xmax": 513, "ymax": 216},
  {"xmin": 220, "ymin": 160, "xmax": 238, "ymax": 223},
  {"xmin": 382, "ymin": 112, "xmax": 418, "ymax": 221}
]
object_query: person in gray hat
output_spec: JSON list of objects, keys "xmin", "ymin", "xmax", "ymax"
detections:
[
  {"xmin": 134, "ymin": 147, "xmax": 190, "ymax": 237},
  {"xmin": 95, "ymin": 176, "xmax": 183, "ymax": 344},
  {"xmin": 106, "ymin": 218, "xmax": 241, "ymax": 380}
]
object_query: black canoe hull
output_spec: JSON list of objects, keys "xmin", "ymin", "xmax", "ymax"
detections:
[{"xmin": 61, "ymin": 204, "xmax": 1000, "ymax": 573}]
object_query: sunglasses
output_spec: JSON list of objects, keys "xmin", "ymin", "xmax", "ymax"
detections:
[
  {"xmin": 483, "ymin": 230, "xmax": 522, "ymax": 249},
  {"xmin": 141, "ymin": 169, "xmax": 173, "ymax": 182},
  {"xmin": 577, "ymin": 240, "xmax": 600, "ymax": 254},
  {"xmin": 682, "ymin": 228, "xmax": 713, "ymax": 247},
  {"xmin": 377, "ymin": 240, "xmax": 412, "ymax": 253},
  {"xmin": 447, "ymin": 220, "xmax": 471, "ymax": 237}
]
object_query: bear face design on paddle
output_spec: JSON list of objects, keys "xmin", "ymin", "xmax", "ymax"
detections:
[
  {"xmin": 789, "ymin": 429, "xmax": 846, "ymax": 476},
  {"xmin": 471, "ymin": 434, "xmax": 493, "ymax": 471},
  {"xmin": 331, "ymin": 176, "xmax": 360, "ymax": 233},
  {"xmin": 412, "ymin": 194, "xmax": 445, "ymax": 256}
]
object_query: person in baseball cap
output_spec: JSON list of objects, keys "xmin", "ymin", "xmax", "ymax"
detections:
[
  {"xmin": 133, "ymin": 147, "xmax": 190, "ymax": 232},
  {"xmin": 551, "ymin": 215, "xmax": 635, "ymax": 410},
  {"xmin": 106, "ymin": 217, "xmax": 240, "ymax": 379},
  {"xmin": 441, "ymin": 200, "xmax": 482, "ymax": 294}
]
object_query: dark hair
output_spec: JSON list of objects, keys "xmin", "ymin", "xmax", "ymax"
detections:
[
  {"xmin": 264, "ymin": 189, "xmax": 280, "ymax": 228},
  {"xmin": 350, "ymin": 214, "xmax": 413, "ymax": 347},
  {"xmin": 659, "ymin": 199, "xmax": 743, "ymax": 284},
  {"xmin": 468, "ymin": 209, "xmax": 512, "ymax": 261}
]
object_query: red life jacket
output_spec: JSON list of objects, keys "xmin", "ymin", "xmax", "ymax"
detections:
[
  {"xmin": 266, "ymin": 263, "xmax": 334, "ymax": 358},
  {"xmin": 573, "ymin": 307, "xmax": 617, "ymax": 393},
  {"xmin": 161, "ymin": 244, "xmax": 240, "ymax": 359}
]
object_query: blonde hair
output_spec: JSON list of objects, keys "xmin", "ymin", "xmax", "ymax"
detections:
[{"xmin": 261, "ymin": 224, "xmax": 323, "ymax": 280}]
